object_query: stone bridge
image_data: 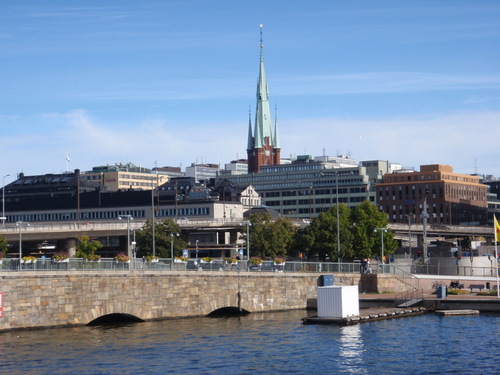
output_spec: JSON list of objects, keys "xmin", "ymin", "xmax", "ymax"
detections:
[{"xmin": 0, "ymin": 270, "xmax": 418, "ymax": 331}]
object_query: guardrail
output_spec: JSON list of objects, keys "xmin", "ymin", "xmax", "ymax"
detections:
[
  {"xmin": 0, "ymin": 259, "xmax": 372, "ymax": 274},
  {"xmin": 3, "ymin": 258, "xmax": 492, "ymax": 278}
]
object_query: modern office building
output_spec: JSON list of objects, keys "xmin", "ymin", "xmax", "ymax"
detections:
[
  {"xmin": 376, "ymin": 164, "xmax": 488, "ymax": 225},
  {"xmin": 84, "ymin": 162, "xmax": 168, "ymax": 191},
  {"xmin": 185, "ymin": 163, "xmax": 220, "ymax": 183},
  {"xmin": 225, "ymin": 155, "xmax": 393, "ymax": 218},
  {"xmin": 222, "ymin": 159, "xmax": 249, "ymax": 175},
  {"xmin": 2, "ymin": 171, "xmax": 243, "ymax": 225}
]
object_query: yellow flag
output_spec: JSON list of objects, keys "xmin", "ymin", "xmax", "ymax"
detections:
[{"xmin": 495, "ymin": 215, "xmax": 500, "ymax": 242}]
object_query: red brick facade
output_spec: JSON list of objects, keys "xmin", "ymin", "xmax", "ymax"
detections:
[{"xmin": 376, "ymin": 164, "xmax": 488, "ymax": 225}]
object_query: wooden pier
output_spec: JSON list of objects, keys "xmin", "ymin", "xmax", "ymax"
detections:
[
  {"xmin": 435, "ymin": 309, "xmax": 479, "ymax": 316},
  {"xmin": 302, "ymin": 306, "xmax": 426, "ymax": 326}
]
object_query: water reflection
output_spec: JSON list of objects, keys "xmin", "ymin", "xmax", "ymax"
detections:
[
  {"xmin": 0, "ymin": 312, "xmax": 500, "ymax": 374},
  {"xmin": 338, "ymin": 325, "xmax": 367, "ymax": 373}
]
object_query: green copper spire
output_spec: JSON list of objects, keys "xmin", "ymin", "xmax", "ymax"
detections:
[
  {"xmin": 254, "ymin": 24, "xmax": 274, "ymax": 149},
  {"xmin": 247, "ymin": 106, "xmax": 253, "ymax": 150}
]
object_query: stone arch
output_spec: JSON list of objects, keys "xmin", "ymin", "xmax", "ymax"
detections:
[
  {"xmin": 87, "ymin": 313, "xmax": 144, "ymax": 326},
  {"xmin": 206, "ymin": 306, "xmax": 250, "ymax": 317},
  {"xmin": 83, "ymin": 301, "xmax": 155, "ymax": 325}
]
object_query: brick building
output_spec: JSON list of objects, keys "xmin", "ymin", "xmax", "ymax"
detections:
[{"xmin": 376, "ymin": 164, "xmax": 488, "ymax": 225}]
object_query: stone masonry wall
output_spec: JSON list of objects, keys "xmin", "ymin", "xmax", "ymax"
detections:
[{"xmin": 1, "ymin": 271, "xmax": 358, "ymax": 331}]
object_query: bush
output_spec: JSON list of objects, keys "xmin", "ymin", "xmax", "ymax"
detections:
[{"xmin": 447, "ymin": 288, "xmax": 469, "ymax": 295}]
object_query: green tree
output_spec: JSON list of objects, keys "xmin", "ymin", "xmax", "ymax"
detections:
[
  {"xmin": 136, "ymin": 218, "xmax": 187, "ymax": 258},
  {"xmin": 303, "ymin": 204, "xmax": 353, "ymax": 261},
  {"xmin": 75, "ymin": 235, "xmax": 103, "ymax": 258},
  {"xmin": 245, "ymin": 213, "xmax": 296, "ymax": 258},
  {"xmin": 350, "ymin": 200, "xmax": 398, "ymax": 259},
  {"xmin": 0, "ymin": 235, "xmax": 8, "ymax": 258}
]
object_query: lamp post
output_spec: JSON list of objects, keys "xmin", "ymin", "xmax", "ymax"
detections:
[
  {"xmin": 2, "ymin": 174, "xmax": 10, "ymax": 226},
  {"xmin": 131, "ymin": 228, "xmax": 137, "ymax": 258},
  {"xmin": 118, "ymin": 215, "xmax": 134, "ymax": 260},
  {"xmin": 239, "ymin": 221, "xmax": 252, "ymax": 261},
  {"xmin": 421, "ymin": 197, "xmax": 429, "ymax": 262},
  {"xmin": 171, "ymin": 232, "xmax": 179, "ymax": 268},
  {"xmin": 151, "ymin": 180, "xmax": 156, "ymax": 257},
  {"xmin": 406, "ymin": 215, "xmax": 412, "ymax": 258},
  {"xmin": 374, "ymin": 227, "xmax": 387, "ymax": 273},
  {"xmin": 16, "ymin": 221, "xmax": 30, "ymax": 270},
  {"xmin": 335, "ymin": 171, "xmax": 341, "ymax": 264},
  {"xmin": 196, "ymin": 240, "xmax": 199, "ymax": 259}
]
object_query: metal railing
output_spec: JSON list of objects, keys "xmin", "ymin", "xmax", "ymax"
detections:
[
  {"xmin": 0, "ymin": 258, "xmax": 371, "ymax": 274},
  {"xmin": 1, "ymin": 258, "xmax": 492, "ymax": 278}
]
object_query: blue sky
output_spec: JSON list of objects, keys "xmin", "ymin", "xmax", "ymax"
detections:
[{"xmin": 1, "ymin": 1, "xmax": 500, "ymax": 182}]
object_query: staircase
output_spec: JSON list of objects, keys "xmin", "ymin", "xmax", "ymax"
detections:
[{"xmin": 395, "ymin": 289, "xmax": 424, "ymax": 308}]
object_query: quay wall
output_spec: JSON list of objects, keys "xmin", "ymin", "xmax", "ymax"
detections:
[{"xmin": 0, "ymin": 271, "xmax": 367, "ymax": 331}]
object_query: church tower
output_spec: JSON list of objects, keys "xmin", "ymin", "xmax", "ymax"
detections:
[{"xmin": 247, "ymin": 25, "xmax": 281, "ymax": 173}]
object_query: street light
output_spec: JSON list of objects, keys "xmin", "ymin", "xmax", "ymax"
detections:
[
  {"xmin": 374, "ymin": 227, "xmax": 387, "ymax": 273},
  {"xmin": 118, "ymin": 215, "xmax": 134, "ymax": 260},
  {"xmin": 2, "ymin": 174, "xmax": 10, "ymax": 226},
  {"xmin": 170, "ymin": 232, "xmax": 179, "ymax": 267},
  {"xmin": 406, "ymin": 215, "xmax": 412, "ymax": 258},
  {"xmin": 16, "ymin": 221, "xmax": 30, "ymax": 270},
  {"xmin": 151, "ymin": 180, "xmax": 156, "ymax": 257},
  {"xmin": 421, "ymin": 196, "xmax": 429, "ymax": 262},
  {"xmin": 335, "ymin": 171, "xmax": 341, "ymax": 264},
  {"xmin": 239, "ymin": 221, "xmax": 252, "ymax": 261}
]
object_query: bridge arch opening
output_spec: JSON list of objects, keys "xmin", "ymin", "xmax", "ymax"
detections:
[
  {"xmin": 87, "ymin": 313, "xmax": 144, "ymax": 326},
  {"xmin": 206, "ymin": 307, "xmax": 250, "ymax": 318}
]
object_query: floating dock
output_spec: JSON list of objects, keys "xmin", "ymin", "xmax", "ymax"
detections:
[
  {"xmin": 302, "ymin": 306, "xmax": 426, "ymax": 326},
  {"xmin": 435, "ymin": 309, "xmax": 479, "ymax": 316}
]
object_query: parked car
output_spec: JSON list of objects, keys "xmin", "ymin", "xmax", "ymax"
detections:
[
  {"xmin": 186, "ymin": 259, "xmax": 225, "ymax": 271},
  {"xmin": 250, "ymin": 261, "xmax": 284, "ymax": 272},
  {"xmin": 186, "ymin": 259, "xmax": 200, "ymax": 271},
  {"xmin": 199, "ymin": 260, "xmax": 224, "ymax": 271},
  {"xmin": 260, "ymin": 261, "xmax": 275, "ymax": 272}
]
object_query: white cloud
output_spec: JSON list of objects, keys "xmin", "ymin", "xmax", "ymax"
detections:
[
  {"xmin": 275, "ymin": 72, "xmax": 500, "ymax": 96},
  {"xmin": 281, "ymin": 111, "xmax": 500, "ymax": 175},
  {"xmin": 1, "ymin": 110, "xmax": 500, "ymax": 182}
]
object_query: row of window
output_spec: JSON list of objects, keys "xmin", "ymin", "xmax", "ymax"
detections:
[
  {"xmin": 7, "ymin": 209, "xmax": 144, "ymax": 223},
  {"xmin": 157, "ymin": 207, "xmax": 210, "ymax": 217},
  {"xmin": 265, "ymin": 196, "xmax": 363, "ymax": 206},
  {"xmin": 385, "ymin": 174, "xmax": 439, "ymax": 183},
  {"xmin": 264, "ymin": 187, "xmax": 362, "ymax": 198}
]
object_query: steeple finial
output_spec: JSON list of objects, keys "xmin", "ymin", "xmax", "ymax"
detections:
[{"xmin": 260, "ymin": 24, "xmax": 263, "ymax": 48}]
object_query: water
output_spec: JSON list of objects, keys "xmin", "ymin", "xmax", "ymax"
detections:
[{"xmin": 0, "ymin": 310, "xmax": 498, "ymax": 374}]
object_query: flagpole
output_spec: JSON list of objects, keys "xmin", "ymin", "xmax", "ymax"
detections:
[
  {"xmin": 495, "ymin": 215, "xmax": 500, "ymax": 298},
  {"xmin": 496, "ymin": 240, "xmax": 499, "ymax": 299},
  {"xmin": 66, "ymin": 153, "xmax": 70, "ymax": 172}
]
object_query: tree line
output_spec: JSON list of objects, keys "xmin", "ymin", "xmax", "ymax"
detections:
[
  {"xmin": 133, "ymin": 200, "xmax": 397, "ymax": 262},
  {"xmin": 0, "ymin": 200, "xmax": 396, "ymax": 262}
]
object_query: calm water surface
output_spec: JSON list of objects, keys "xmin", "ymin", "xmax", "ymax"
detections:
[{"xmin": 0, "ymin": 310, "xmax": 498, "ymax": 374}]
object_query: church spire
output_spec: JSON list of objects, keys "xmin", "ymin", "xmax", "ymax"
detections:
[
  {"xmin": 254, "ymin": 24, "xmax": 273, "ymax": 149},
  {"xmin": 247, "ymin": 25, "xmax": 280, "ymax": 173}
]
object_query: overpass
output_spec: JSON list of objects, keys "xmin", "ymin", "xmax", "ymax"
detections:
[
  {"xmin": 388, "ymin": 223, "xmax": 493, "ymax": 238},
  {"xmin": 0, "ymin": 219, "xmax": 492, "ymax": 242},
  {"xmin": 0, "ymin": 220, "xmax": 493, "ymax": 257}
]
